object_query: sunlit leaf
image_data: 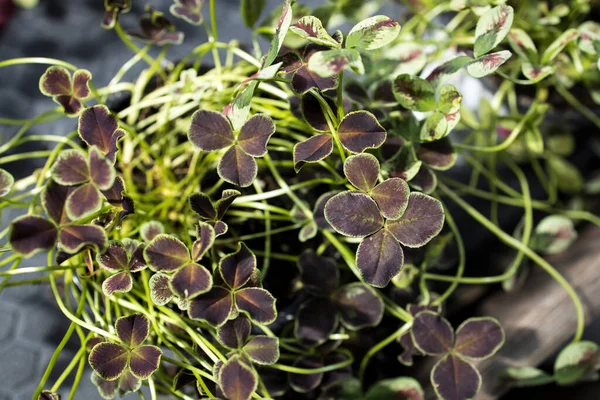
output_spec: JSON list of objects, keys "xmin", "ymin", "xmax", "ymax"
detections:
[
  {"xmin": 297, "ymin": 249, "xmax": 339, "ymax": 296},
  {"xmin": 393, "ymin": 74, "xmax": 436, "ymax": 112},
  {"xmin": 169, "ymin": 263, "xmax": 213, "ymax": 299},
  {"xmin": 554, "ymin": 341, "xmax": 600, "ymax": 385},
  {"xmin": 293, "ymin": 134, "xmax": 333, "ymax": 172},
  {"xmin": 467, "ymin": 50, "xmax": 512, "ymax": 78},
  {"xmin": 188, "ymin": 110, "xmax": 234, "ymax": 151},
  {"xmin": 217, "ymin": 316, "xmax": 251, "ymax": 348},
  {"xmin": 59, "ymin": 224, "xmax": 107, "ymax": 254},
  {"xmin": 504, "ymin": 366, "xmax": 555, "ymax": 388},
  {"xmin": 531, "ymin": 215, "xmax": 577, "ymax": 255},
  {"xmin": 0, "ymin": 169, "xmax": 13, "ymax": 198},
  {"xmin": 410, "ymin": 311, "xmax": 454, "ymax": 355},
  {"xmin": 541, "ymin": 29, "xmax": 579, "ymax": 64},
  {"xmin": 51, "ymin": 150, "xmax": 90, "ymax": 186},
  {"xmin": 474, "ymin": 5, "xmax": 514, "ymax": 57},
  {"xmin": 129, "ymin": 345, "xmax": 162, "ymax": 379},
  {"xmin": 170, "ymin": 0, "xmax": 204, "ymax": 25},
  {"xmin": 218, "ymin": 356, "xmax": 258, "ymax": 400},
  {"xmin": 508, "ymin": 28, "xmax": 538, "ymax": 62},
  {"xmin": 295, "ymin": 298, "xmax": 338, "ymax": 345},
  {"xmin": 144, "ymin": 234, "xmax": 190, "ymax": 272},
  {"xmin": 334, "ymin": 283, "xmax": 384, "ymax": 329},
  {"xmin": 220, "ymin": 242, "xmax": 256, "ymax": 290},
  {"xmin": 89, "ymin": 342, "xmax": 128, "ymax": 381},
  {"xmin": 365, "ymin": 377, "xmax": 424, "ymax": 400},
  {"xmin": 387, "ymin": 42, "xmax": 427, "ymax": 76},
  {"xmin": 431, "ymin": 354, "xmax": 481, "ymax": 400},
  {"xmin": 356, "ymin": 228, "xmax": 404, "ymax": 287},
  {"xmin": 290, "ymin": 16, "xmax": 339, "ymax": 48},
  {"xmin": 343, "ymin": 153, "xmax": 380, "ymax": 193},
  {"xmin": 521, "ymin": 63, "xmax": 553, "ymax": 82},
  {"xmin": 308, "ymin": 49, "xmax": 364, "ymax": 78},
  {"xmin": 337, "ymin": 111, "xmax": 386, "ymax": 153},
  {"xmin": 140, "ymin": 221, "xmax": 164, "ymax": 242},
  {"xmin": 78, "ymin": 105, "xmax": 125, "ymax": 163},
  {"xmin": 243, "ymin": 336, "xmax": 280, "ymax": 365},
  {"xmin": 454, "ymin": 317, "xmax": 504, "ymax": 360},
  {"xmin": 346, "ymin": 16, "xmax": 401, "ymax": 50},
  {"xmin": 218, "ymin": 145, "xmax": 258, "ymax": 187},
  {"xmin": 288, "ymin": 356, "xmax": 324, "ymax": 393},
  {"xmin": 149, "ymin": 273, "xmax": 173, "ymax": 306},
  {"xmin": 324, "ymin": 191, "xmax": 384, "ymax": 237},
  {"xmin": 437, "ymin": 85, "xmax": 462, "ymax": 115},
  {"xmin": 116, "ymin": 314, "xmax": 149, "ymax": 348},
  {"xmin": 387, "ymin": 193, "xmax": 445, "ymax": 248},
  {"xmin": 426, "ymin": 56, "xmax": 472, "ymax": 86},
  {"xmin": 188, "ymin": 286, "xmax": 234, "ymax": 326}
]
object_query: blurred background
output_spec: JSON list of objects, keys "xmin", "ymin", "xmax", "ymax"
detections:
[{"xmin": 0, "ymin": 1, "xmax": 599, "ymax": 399}]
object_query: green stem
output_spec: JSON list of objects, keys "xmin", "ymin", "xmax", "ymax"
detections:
[{"xmin": 359, "ymin": 322, "xmax": 412, "ymax": 384}]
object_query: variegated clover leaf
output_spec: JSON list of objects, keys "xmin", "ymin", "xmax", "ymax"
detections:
[
  {"xmin": 325, "ymin": 153, "xmax": 445, "ymax": 287},
  {"xmin": 89, "ymin": 314, "xmax": 162, "ymax": 383}
]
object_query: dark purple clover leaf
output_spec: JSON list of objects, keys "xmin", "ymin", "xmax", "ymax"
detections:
[
  {"xmin": 237, "ymin": 114, "xmax": 275, "ymax": 157},
  {"xmin": 51, "ymin": 150, "xmax": 90, "ymax": 187},
  {"xmin": 192, "ymin": 222, "xmax": 215, "ymax": 261},
  {"xmin": 213, "ymin": 221, "xmax": 229, "ymax": 237},
  {"xmin": 243, "ymin": 336, "xmax": 280, "ymax": 365},
  {"xmin": 345, "ymin": 15, "xmax": 401, "ymax": 50},
  {"xmin": 364, "ymin": 377, "xmax": 424, "ymax": 400},
  {"xmin": 102, "ymin": 0, "xmax": 132, "ymax": 29},
  {"xmin": 217, "ymin": 316, "xmax": 251, "ymax": 349},
  {"xmin": 417, "ymin": 137, "xmax": 457, "ymax": 171},
  {"xmin": 116, "ymin": 314, "xmax": 150, "ymax": 348},
  {"xmin": 343, "ymin": 153, "xmax": 380, "ymax": 193},
  {"xmin": 9, "ymin": 215, "xmax": 58, "ymax": 256},
  {"xmin": 129, "ymin": 6, "xmax": 184, "ymax": 45},
  {"xmin": 38, "ymin": 390, "xmax": 61, "ymax": 400},
  {"xmin": 554, "ymin": 341, "xmax": 600, "ymax": 385},
  {"xmin": 334, "ymin": 283, "xmax": 384, "ymax": 329},
  {"xmin": 218, "ymin": 355, "xmax": 258, "ymax": 400},
  {"xmin": 410, "ymin": 167, "xmax": 437, "ymax": 194},
  {"xmin": 91, "ymin": 370, "xmax": 141, "ymax": 399},
  {"xmin": 140, "ymin": 221, "xmax": 164, "ymax": 242},
  {"xmin": 338, "ymin": 111, "xmax": 387, "ymax": 153},
  {"xmin": 314, "ymin": 190, "xmax": 338, "ymax": 230},
  {"xmin": 235, "ymin": 287, "xmax": 277, "ymax": 324},
  {"xmin": 398, "ymin": 331, "xmax": 421, "ymax": 366},
  {"xmin": 356, "ymin": 228, "xmax": 404, "ymax": 287},
  {"xmin": 102, "ymin": 272, "xmax": 133, "ymax": 296},
  {"xmin": 295, "ymin": 298, "xmax": 338, "ymax": 346},
  {"xmin": 189, "ymin": 192, "xmax": 217, "ymax": 220},
  {"xmin": 0, "ymin": 169, "xmax": 13, "ymax": 197},
  {"xmin": 220, "ymin": 242, "xmax": 256, "ymax": 290},
  {"xmin": 324, "ymin": 191, "xmax": 384, "ymax": 237},
  {"xmin": 89, "ymin": 146, "xmax": 116, "ymax": 191},
  {"xmin": 215, "ymin": 189, "xmax": 241, "ymax": 220},
  {"xmin": 290, "ymin": 16, "xmax": 340, "ymax": 48},
  {"xmin": 454, "ymin": 317, "xmax": 505, "ymax": 360},
  {"xmin": 169, "ymin": 263, "xmax": 213, "ymax": 300},
  {"xmin": 128, "ymin": 345, "xmax": 162, "ymax": 379},
  {"xmin": 293, "ymin": 134, "xmax": 333, "ymax": 172},
  {"xmin": 188, "ymin": 110, "xmax": 235, "ymax": 151},
  {"xmin": 393, "ymin": 74, "xmax": 436, "ymax": 112},
  {"xmin": 371, "ymin": 178, "xmax": 410, "ymax": 220},
  {"xmin": 39, "ymin": 67, "xmax": 91, "ymax": 116},
  {"xmin": 290, "ymin": 47, "xmax": 339, "ymax": 95},
  {"xmin": 387, "ymin": 193, "xmax": 445, "ymax": 248},
  {"xmin": 66, "ymin": 182, "xmax": 102, "ymax": 221},
  {"xmin": 301, "ymin": 93, "xmax": 336, "ymax": 132},
  {"xmin": 170, "ymin": 0, "xmax": 205, "ymax": 25},
  {"xmin": 218, "ymin": 145, "xmax": 258, "ymax": 187},
  {"xmin": 188, "ymin": 286, "xmax": 234, "ymax": 326},
  {"xmin": 144, "ymin": 234, "xmax": 190, "ymax": 272},
  {"xmin": 89, "ymin": 342, "xmax": 129, "ymax": 381},
  {"xmin": 297, "ymin": 249, "xmax": 339, "ymax": 296},
  {"xmin": 288, "ymin": 356, "xmax": 324, "ymax": 393},
  {"xmin": 299, "ymin": 221, "xmax": 318, "ymax": 242},
  {"xmin": 431, "ymin": 354, "xmax": 481, "ymax": 400},
  {"xmin": 101, "ymin": 177, "xmax": 135, "ymax": 225},
  {"xmin": 149, "ymin": 273, "xmax": 174, "ymax": 306},
  {"xmin": 58, "ymin": 225, "xmax": 108, "ymax": 254},
  {"xmin": 410, "ymin": 311, "xmax": 454, "ymax": 355},
  {"xmin": 78, "ymin": 105, "xmax": 126, "ymax": 163}
]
